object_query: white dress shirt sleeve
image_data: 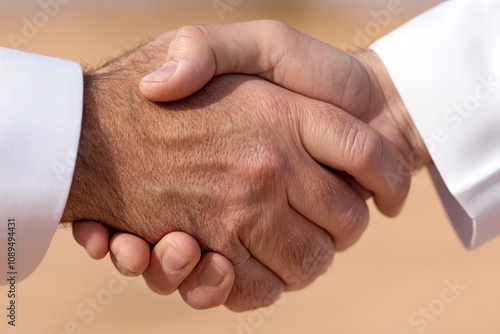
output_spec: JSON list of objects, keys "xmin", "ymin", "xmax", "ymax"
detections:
[
  {"xmin": 371, "ymin": 0, "xmax": 500, "ymax": 248},
  {"xmin": 0, "ymin": 47, "xmax": 83, "ymax": 282}
]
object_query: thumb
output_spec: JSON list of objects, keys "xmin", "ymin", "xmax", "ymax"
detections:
[
  {"xmin": 140, "ymin": 21, "xmax": 372, "ymax": 116},
  {"xmin": 140, "ymin": 25, "xmax": 216, "ymax": 101}
]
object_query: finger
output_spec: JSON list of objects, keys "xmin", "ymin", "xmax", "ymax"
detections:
[
  {"xmin": 223, "ymin": 256, "xmax": 285, "ymax": 312},
  {"xmin": 140, "ymin": 25, "xmax": 216, "ymax": 101},
  {"xmin": 142, "ymin": 232, "xmax": 201, "ymax": 295},
  {"xmin": 338, "ymin": 172, "xmax": 373, "ymax": 201},
  {"xmin": 299, "ymin": 104, "xmax": 411, "ymax": 217},
  {"xmin": 110, "ymin": 233, "xmax": 151, "ymax": 277},
  {"xmin": 177, "ymin": 253, "xmax": 235, "ymax": 310},
  {"xmin": 240, "ymin": 208, "xmax": 335, "ymax": 290},
  {"xmin": 140, "ymin": 20, "xmax": 371, "ymax": 115},
  {"xmin": 72, "ymin": 221, "xmax": 110, "ymax": 260},
  {"xmin": 288, "ymin": 159, "xmax": 369, "ymax": 251}
]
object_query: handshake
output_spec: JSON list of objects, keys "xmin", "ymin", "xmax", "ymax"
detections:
[{"xmin": 67, "ymin": 21, "xmax": 429, "ymax": 312}]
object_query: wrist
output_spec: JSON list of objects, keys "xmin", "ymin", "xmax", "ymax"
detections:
[
  {"xmin": 61, "ymin": 72, "xmax": 113, "ymax": 224},
  {"xmin": 354, "ymin": 50, "xmax": 431, "ymax": 170}
]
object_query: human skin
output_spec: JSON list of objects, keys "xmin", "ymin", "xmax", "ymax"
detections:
[
  {"xmin": 139, "ymin": 21, "xmax": 428, "ymax": 168},
  {"xmin": 68, "ymin": 26, "xmax": 415, "ymax": 311}
]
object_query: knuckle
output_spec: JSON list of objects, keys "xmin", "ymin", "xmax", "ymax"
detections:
[
  {"xmin": 334, "ymin": 196, "xmax": 369, "ymax": 243},
  {"xmin": 223, "ymin": 257, "xmax": 284, "ymax": 312},
  {"xmin": 222, "ymin": 202, "xmax": 261, "ymax": 239},
  {"xmin": 353, "ymin": 128, "xmax": 385, "ymax": 172},
  {"xmin": 309, "ymin": 174, "xmax": 368, "ymax": 246},
  {"xmin": 208, "ymin": 148, "xmax": 290, "ymax": 243},
  {"xmin": 174, "ymin": 24, "xmax": 208, "ymax": 45},
  {"xmin": 225, "ymin": 279, "xmax": 283, "ymax": 312},
  {"xmin": 240, "ymin": 144, "xmax": 290, "ymax": 184},
  {"xmin": 257, "ymin": 20, "xmax": 297, "ymax": 68},
  {"xmin": 259, "ymin": 19, "xmax": 292, "ymax": 35},
  {"xmin": 291, "ymin": 237, "xmax": 335, "ymax": 288}
]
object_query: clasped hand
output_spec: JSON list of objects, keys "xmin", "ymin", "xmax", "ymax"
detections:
[{"xmin": 68, "ymin": 21, "xmax": 428, "ymax": 312}]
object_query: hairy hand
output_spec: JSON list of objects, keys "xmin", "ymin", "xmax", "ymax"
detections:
[{"xmin": 65, "ymin": 32, "xmax": 410, "ymax": 311}]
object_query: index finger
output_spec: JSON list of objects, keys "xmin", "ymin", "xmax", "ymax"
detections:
[{"xmin": 299, "ymin": 102, "xmax": 410, "ymax": 217}]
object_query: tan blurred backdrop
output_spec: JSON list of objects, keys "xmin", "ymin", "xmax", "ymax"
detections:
[{"xmin": 1, "ymin": 1, "xmax": 500, "ymax": 333}]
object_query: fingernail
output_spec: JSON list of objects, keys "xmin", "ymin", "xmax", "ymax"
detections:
[
  {"xmin": 162, "ymin": 244, "xmax": 190, "ymax": 273},
  {"xmin": 142, "ymin": 61, "xmax": 178, "ymax": 82},
  {"xmin": 112, "ymin": 253, "xmax": 138, "ymax": 277},
  {"xmin": 201, "ymin": 260, "xmax": 226, "ymax": 288}
]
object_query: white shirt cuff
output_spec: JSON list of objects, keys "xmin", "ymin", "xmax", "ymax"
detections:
[
  {"xmin": 0, "ymin": 48, "xmax": 83, "ymax": 281},
  {"xmin": 371, "ymin": 0, "xmax": 500, "ymax": 248}
]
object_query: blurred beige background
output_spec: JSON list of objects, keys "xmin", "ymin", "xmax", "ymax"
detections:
[{"xmin": 1, "ymin": 1, "xmax": 500, "ymax": 333}]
